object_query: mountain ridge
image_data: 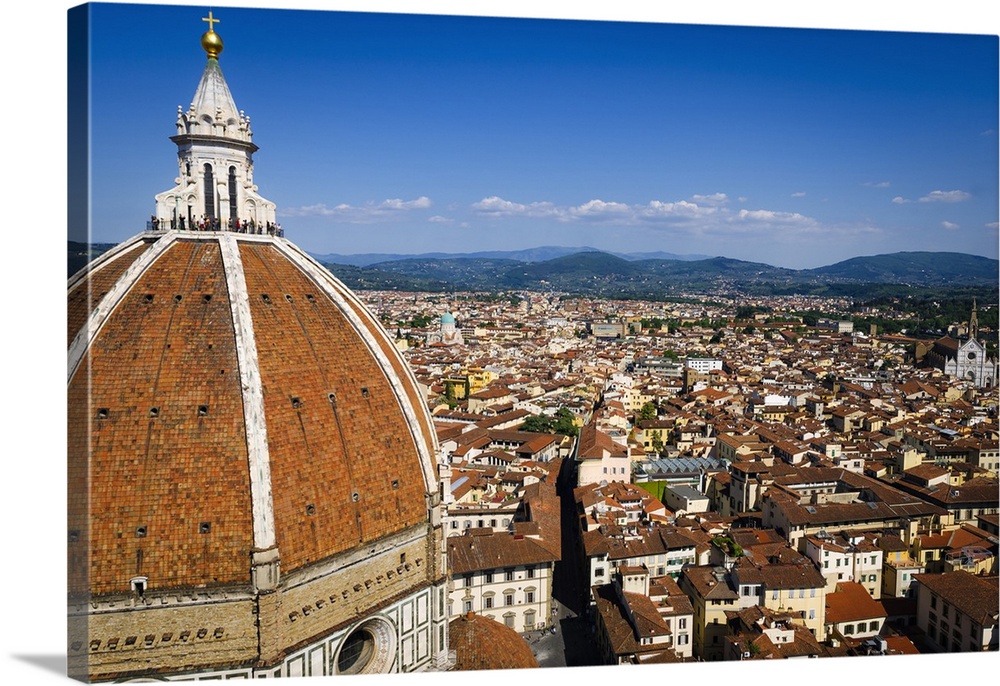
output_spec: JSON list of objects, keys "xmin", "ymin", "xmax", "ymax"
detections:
[{"xmin": 68, "ymin": 241, "xmax": 998, "ymax": 295}]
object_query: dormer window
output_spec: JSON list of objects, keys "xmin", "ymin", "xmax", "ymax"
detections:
[{"xmin": 130, "ymin": 576, "xmax": 148, "ymax": 597}]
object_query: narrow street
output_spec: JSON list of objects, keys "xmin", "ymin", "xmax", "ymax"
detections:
[{"xmin": 527, "ymin": 457, "xmax": 601, "ymax": 669}]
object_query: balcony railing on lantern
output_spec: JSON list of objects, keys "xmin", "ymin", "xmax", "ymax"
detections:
[{"xmin": 146, "ymin": 215, "xmax": 283, "ymax": 237}]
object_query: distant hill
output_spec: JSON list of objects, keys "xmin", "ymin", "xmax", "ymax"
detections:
[
  {"xmin": 324, "ymin": 249, "xmax": 997, "ymax": 297},
  {"xmin": 804, "ymin": 251, "xmax": 999, "ymax": 285},
  {"xmin": 68, "ymin": 241, "xmax": 117, "ymax": 277},
  {"xmin": 67, "ymin": 240, "xmax": 998, "ymax": 299},
  {"xmin": 311, "ymin": 245, "xmax": 710, "ymax": 266}
]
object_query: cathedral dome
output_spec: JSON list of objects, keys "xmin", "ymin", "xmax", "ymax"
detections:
[
  {"xmin": 68, "ymin": 233, "xmax": 439, "ymax": 592},
  {"xmin": 441, "ymin": 312, "xmax": 456, "ymax": 325},
  {"xmin": 68, "ymin": 13, "xmax": 448, "ymax": 681},
  {"xmin": 448, "ymin": 613, "xmax": 540, "ymax": 671}
]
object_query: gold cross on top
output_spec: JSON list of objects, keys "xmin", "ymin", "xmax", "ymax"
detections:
[{"xmin": 202, "ymin": 11, "xmax": 220, "ymax": 32}]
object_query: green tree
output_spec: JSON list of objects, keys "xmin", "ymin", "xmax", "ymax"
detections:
[
  {"xmin": 637, "ymin": 401, "xmax": 658, "ymax": 421},
  {"xmin": 521, "ymin": 415, "xmax": 553, "ymax": 433},
  {"xmin": 553, "ymin": 408, "xmax": 580, "ymax": 437}
]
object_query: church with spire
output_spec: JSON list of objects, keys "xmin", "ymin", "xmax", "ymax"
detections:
[
  {"xmin": 923, "ymin": 299, "xmax": 998, "ymax": 388},
  {"xmin": 68, "ymin": 12, "xmax": 451, "ymax": 681}
]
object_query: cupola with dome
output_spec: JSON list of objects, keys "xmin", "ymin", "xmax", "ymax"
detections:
[{"xmin": 68, "ymin": 11, "xmax": 450, "ymax": 681}]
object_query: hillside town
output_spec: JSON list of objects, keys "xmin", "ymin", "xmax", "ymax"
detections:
[{"xmin": 366, "ymin": 288, "xmax": 999, "ymax": 665}]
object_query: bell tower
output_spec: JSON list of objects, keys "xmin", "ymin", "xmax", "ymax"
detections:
[{"xmin": 969, "ymin": 298, "xmax": 980, "ymax": 343}]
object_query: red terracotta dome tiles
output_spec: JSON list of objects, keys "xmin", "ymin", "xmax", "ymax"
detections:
[
  {"xmin": 239, "ymin": 243, "xmax": 429, "ymax": 571},
  {"xmin": 71, "ymin": 241, "xmax": 255, "ymax": 595},
  {"xmin": 67, "ymin": 239, "xmax": 156, "ymax": 348}
]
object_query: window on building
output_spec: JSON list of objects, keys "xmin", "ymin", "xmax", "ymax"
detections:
[
  {"xmin": 505, "ymin": 593, "xmax": 514, "ymax": 606},
  {"xmin": 809, "ymin": 609, "xmax": 815, "ymax": 620},
  {"xmin": 772, "ymin": 590, "xmax": 779, "ymax": 600},
  {"xmin": 930, "ymin": 596, "xmax": 938, "ymax": 609},
  {"xmin": 526, "ymin": 591, "xmax": 535, "ymax": 604},
  {"xmin": 679, "ymin": 618, "xmax": 687, "ymax": 629},
  {"xmin": 678, "ymin": 634, "xmax": 688, "ymax": 645},
  {"xmin": 485, "ymin": 572, "xmax": 494, "ymax": 583},
  {"xmin": 504, "ymin": 614, "xmax": 515, "ymax": 629},
  {"xmin": 525, "ymin": 610, "xmax": 536, "ymax": 631},
  {"xmin": 810, "ymin": 588, "xmax": 816, "ymax": 598},
  {"xmin": 485, "ymin": 596, "xmax": 494, "ymax": 609},
  {"xmin": 844, "ymin": 624, "xmax": 854, "ymax": 635},
  {"xmin": 463, "ymin": 600, "xmax": 473, "ymax": 613},
  {"xmin": 463, "ymin": 574, "xmax": 472, "ymax": 588},
  {"xmin": 526, "ymin": 566, "xmax": 535, "ymax": 579},
  {"xmin": 505, "ymin": 568, "xmax": 515, "ymax": 582}
]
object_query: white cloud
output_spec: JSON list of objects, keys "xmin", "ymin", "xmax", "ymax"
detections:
[
  {"xmin": 639, "ymin": 200, "xmax": 714, "ymax": 220},
  {"xmin": 690, "ymin": 193, "xmax": 729, "ymax": 206},
  {"xmin": 919, "ymin": 190, "xmax": 971, "ymax": 203},
  {"xmin": 379, "ymin": 196, "xmax": 431, "ymax": 210},
  {"xmin": 428, "ymin": 215, "xmax": 453, "ymax": 223},
  {"xmin": 569, "ymin": 199, "xmax": 633, "ymax": 218},
  {"xmin": 941, "ymin": 221, "xmax": 960, "ymax": 231},
  {"xmin": 982, "ymin": 129, "xmax": 996, "ymax": 136},
  {"xmin": 281, "ymin": 196, "xmax": 433, "ymax": 222},
  {"xmin": 791, "ymin": 191, "xmax": 806, "ymax": 198},
  {"xmin": 892, "ymin": 196, "xmax": 910, "ymax": 204},
  {"xmin": 864, "ymin": 181, "xmax": 891, "ymax": 188},
  {"xmin": 471, "ymin": 196, "xmax": 560, "ymax": 218},
  {"xmin": 986, "ymin": 222, "xmax": 999, "ymax": 231},
  {"xmin": 469, "ymin": 194, "xmax": 843, "ymax": 242},
  {"xmin": 734, "ymin": 209, "xmax": 817, "ymax": 227}
]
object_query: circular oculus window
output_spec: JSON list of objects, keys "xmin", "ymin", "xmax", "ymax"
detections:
[{"xmin": 335, "ymin": 618, "xmax": 395, "ymax": 675}]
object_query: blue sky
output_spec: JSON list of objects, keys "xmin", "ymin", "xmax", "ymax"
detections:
[
  {"xmin": 76, "ymin": 2, "xmax": 1000, "ymax": 270},
  {"xmin": 76, "ymin": 3, "xmax": 998, "ymax": 269}
]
